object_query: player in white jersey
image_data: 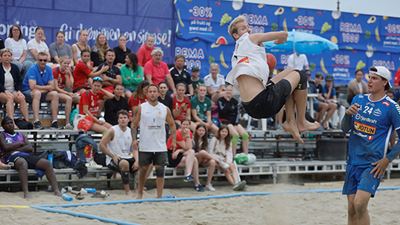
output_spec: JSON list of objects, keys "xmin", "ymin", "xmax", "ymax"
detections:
[
  {"xmin": 131, "ymin": 84, "xmax": 176, "ymax": 199},
  {"xmin": 100, "ymin": 110, "xmax": 138, "ymax": 195},
  {"xmin": 226, "ymin": 15, "xmax": 319, "ymax": 143}
]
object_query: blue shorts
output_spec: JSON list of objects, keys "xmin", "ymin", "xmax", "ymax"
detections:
[{"xmin": 342, "ymin": 164, "xmax": 381, "ymax": 197}]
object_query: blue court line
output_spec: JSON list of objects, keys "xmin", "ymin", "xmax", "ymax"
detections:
[{"xmin": 32, "ymin": 186, "xmax": 400, "ymax": 225}]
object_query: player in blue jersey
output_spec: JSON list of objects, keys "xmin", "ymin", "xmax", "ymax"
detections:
[{"xmin": 341, "ymin": 66, "xmax": 400, "ymax": 225}]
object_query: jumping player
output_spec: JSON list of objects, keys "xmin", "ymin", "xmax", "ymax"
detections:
[
  {"xmin": 226, "ymin": 15, "xmax": 319, "ymax": 143},
  {"xmin": 341, "ymin": 66, "xmax": 400, "ymax": 225}
]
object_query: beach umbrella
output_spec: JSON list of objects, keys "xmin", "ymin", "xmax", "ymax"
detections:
[{"xmin": 264, "ymin": 30, "xmax": 339, "ymax": 54}]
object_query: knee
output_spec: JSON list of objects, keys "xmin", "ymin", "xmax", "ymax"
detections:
[
  {"xmin": 241, "ymin": 132, "xmax": 249, "ymax": 142},
  {"xmin": 353, "ymin": 199, "xmax": 368, "ymax": 215},
  {"xmin": 32, "ymin": 90, "xmax": 41, "ymax": 99},
  {"xmin": 154, "ymin": 166, "xmax": 165, "ymax": 178},
  {"xmin": 119, "ymin": 160, "xmax": 129, "ymax": 171},
  {"xmin": 209, "ymin": 159, "xmax": 216, "ymax": 167},
  {"xmin": 14, "ymin": 159, "xmax": 28, "ymax": 170}
]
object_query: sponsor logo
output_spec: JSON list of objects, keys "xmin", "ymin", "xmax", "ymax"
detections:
[
  {"xmin": 373, "ymin": 108, "xmax": 382, "ymax": 117},
  {"xmin": 382, "ymin": 101, "xmax": 390, "ymax": 107},
  {"xmin": 355, "ymin": 114, "xmax": 377, "ymax": 124},
  {"xmin": 368, "ymin": 136, "xmax": 373, "ymax": 141},
  {"xmin": 354, "ymin": 121, "xmax": 376, "ymax": 135},
  {"xmin": 238, "ymin": 57, "xmax": 249, "ymax": 64}
]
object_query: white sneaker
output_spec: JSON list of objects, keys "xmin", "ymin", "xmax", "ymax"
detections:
[
  {"xmin": 85, "ymin": 160, "xmax": 103, "ymax": 169},
  {"xmin": 205, "ymin": 184, "xmax": 216, "ymax": 192},
  {"xmin": 220, "ymin": 162, "xmax": 230, "ymax": 170},
  {"xmin": 233, "ymin": 180, "xmax": 246, "ymax": 191}
]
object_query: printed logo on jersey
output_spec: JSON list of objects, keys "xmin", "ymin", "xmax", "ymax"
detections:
[
  {"xmin": 395, "ymin": 103, "xmax": 400, "ymax": 114},
  {"xmin": 354, "ymin": 121, "xmax": 376, "ymax": 135},
  {"xmin": 368, "ymin": 136, "xmax": 373, "ymax": 141},
  {"xmin": 355, "ymin": 114, "xmax": 377, "ymax": 124},
  {"xmin": 382, "ymin": 101, "xmax": 390, "ymax": 107},
  {"xmin": 238, "ymin": 56, "xmax": 249, "ymax": 64},
  {"xmin": 373, "ymin": 108, "xmax": 382, "ymax": 117}
]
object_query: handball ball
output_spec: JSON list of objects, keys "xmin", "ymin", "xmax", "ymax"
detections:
[{"xmin": 266, "ymin": 53, "xmax": 277, "ymax": 72}]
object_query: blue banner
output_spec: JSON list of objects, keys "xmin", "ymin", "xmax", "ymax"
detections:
[{"xmin": 174, "ymin": 0, "xmax": 400, "ymax": 86}]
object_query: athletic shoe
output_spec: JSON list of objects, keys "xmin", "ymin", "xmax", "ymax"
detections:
[
  {"xmin": 205, "ymin": 184, "xmax": 216, "ymax": 192},
  {"xmin": 233, "ymin": 180, "xmax": 247, "ymax": 191},
  {"xmin": 85, "ymin": 160, "xmax": 103, "ymax": 169},
  {"xmin": 34, "ymin": 121, "xmax": 43, "ymax": 130},
  {"xmin": 50, "ymin": 121, "xmax": 59, "ymax": 129},
  {"xmin": 194, "ymin": 184, "xmax": 204, "ymax": 192},
  {"xmin": 183, "ymin": 175, "xmax": 194, "ymax": 183}
]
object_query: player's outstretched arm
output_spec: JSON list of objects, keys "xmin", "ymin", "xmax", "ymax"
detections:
[{"xmin": 249, "ymin": 31, "xmax": 288, "ymax": 46}]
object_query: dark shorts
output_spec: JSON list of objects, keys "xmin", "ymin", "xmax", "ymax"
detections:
[
  {"xmin": 167, "ymin": 151, "xmax": 184, "ymax": 168},
  {"xmin": 107, "ymin": 157, "xmax": 136, "ymax": 173},
  {"xmin": 22, "ymin": 89, "xmax": 49, "ymax": 103},
  {"xmin": 342, "ymin": 164, "xmax": 381, "ymax": 197},
  {"xmin": 7, "ymin": 153, "xmax": 41, "ymax": 169},
  {"xmin": 242, "ymin": 79, "xmax": 292, "ymax": 119},
  {"xmin": 139, "ymin": 151, "xmax": 168, "ymax": 167}
]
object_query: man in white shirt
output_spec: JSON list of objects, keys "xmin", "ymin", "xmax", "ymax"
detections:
[
  {"xmin": 287, "ymin": 52, "xmax": 309, "ymax": 71},
  {"xmin": 204, "ymin": 63, "xmax": 225, "ymax": 96}
]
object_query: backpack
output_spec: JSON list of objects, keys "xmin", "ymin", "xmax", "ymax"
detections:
[{"xmin": 75, "ymin": 133, "xmax": 106, "ymax": 166}]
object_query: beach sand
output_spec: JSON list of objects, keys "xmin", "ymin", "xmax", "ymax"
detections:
[{"xmin": 1, "ymin": 179, "xmax": 400, "ymax": 225}]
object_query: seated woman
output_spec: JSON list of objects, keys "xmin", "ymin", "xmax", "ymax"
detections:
[
  {"xmin": 129, "ymin": 80, "xmax": 149, "ymax": 116},
  {"xmin": 167, "ymin": 119, "xmax": 203, "ymax": 192},
  {"xmin": 208, "ymin": 126, "xmax": 246, "ymax": 191},
  {"xmin": 217, "ymin": 85, "xmax": 250, "ymax": 155},
  {"xmin": 0, "ymin": 116, "xmax": 61, "ymax": 198},
  {"xmin": 0, "ymin": 48, "xmax": 29, "ymax": 128},
  {"xmin": 120, "ymin": 53, "xmax": 144, "ymax": 98},
  {"xmin": 193, "ymin": 124, "xmax": 217, "ymax": 191},
  {"xmin": 172, "ymin": 83, "xmax": 191, "ymax": 127},
  {"xmin": 158, "ymin": 82, "xmax": 173, "ymax": 111},
  {"xmin": 90, "ymin": 33, "xmax": 109, "ymax": 67}
]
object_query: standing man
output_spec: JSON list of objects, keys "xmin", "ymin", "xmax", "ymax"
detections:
[
  {"xmin": 341, "ymin": 66, "xmax": 400, "ymax": 225},
  {"xmin": 100, "ymin": 110, "xmax": 138, "ymax": 195},
  {"xmin": 131, "ymin": 84, "xmax": 176, "ymax": 199},
  {"xmin": 287, "ymin": 52, "xmax": 309, "ymax": 71}
]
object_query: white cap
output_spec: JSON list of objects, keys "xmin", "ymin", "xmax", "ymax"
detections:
[{"xmin": 369, "ymin": 66, "xmax": 392, "ymax": 87}]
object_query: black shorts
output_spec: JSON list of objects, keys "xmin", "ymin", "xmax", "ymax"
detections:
[
  {"xmin": 107, "ymin": 157, "xmax": 136, "ymax": 173},
  {"xmin": 167, "ymin": 151, "xmax": 184, "ymax": 168},
  {"xmin": 242, "ymin": 79, "xmax": 292, "ymax": 119},
  {"xmin": 138, "ymin": 152, "xmax": 168, "ymax": 167},
  {"xmin": 8, "ymin": 154, "xmax": 41, "ymax": 169}
]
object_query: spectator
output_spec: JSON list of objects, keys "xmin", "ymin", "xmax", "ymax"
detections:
[
  {"xmin": 72, "ymin": 49, "xmax": 108, "ymax": 93},
  {"xmin": 137, "ymin": 35, "xmax": 155, "ymax": 67},
  {"xmin": 323, "ymin": 75, "xmax": 345, "ymax": 128},
  {"xmin": 204, "ymin": 63, "xmax": 225, "ymax": 97},
  {"xmin": 96, "ymin": 49, "xmax": 121, "ymax": 93},
  {"xmin": 22, "ymin": 52, "xmax": 59, "ymax": 129},
  {"xmin": 144, "ymin": 47, "xmax": 176, "ymax": 94},
  {"xmin": 113, "ymin": 35, "xmax": 131, "ymax": 67},
  {"xmin": 0, "ymin": 48, "xmax": 29, "ymax": 127},
  {"xmin": 158, "ymin": 82, "xmax": 173, "ymax": 111},
  {"xmin": 129, "ymin": 80, "xmax": 149, "ymax": 116},
  {"xmin": 26, "ymin": 27, "xmax": 50, "ymax": 66},
  {"xmin": 208, "ymin": 126, "xmax": 246, "ymax": 191},
  {"xmin": 190, "ymin": 66, "xmax": 204, "ymax": 93},
  {"xmin": 72, "ymin": 30, "xmax": 91, "ymax": 65},
  {"xmin": 169, "ymin": 55, "xmax": 193, "ymax": 96},
  {"xmin": 100, "ymin": 110, "xmax": 138, "ymax": 195},
  {"xmin": 287, "ymin": 52, "xmax": 309, "ymax": 70},
  {"xmin": 166, "ymin": 119, "xmax": 203, "ymax": 192},
  {"xmin": 49, "ymin": 31, "xmax": 72, "ymax": 64},
  {"xmin": 120, "ymin": 53, "xmax": 144, "ymax": 98},
  {"xmin": 0, "ymin": 116, "xmax": 60, "ymax": 198},
  {"xmin": 172, "ymin": 83, "xmax": 191, "ymax": 126},
  {"xmin": 190, "ymin": 84, "xmax": 218, "ymax": 134},
  {"xmin": 217, "ymin": 85, "xmax": 249, "ymax": 155},
  {"xmin": 104, "ymin": 84, "xmax": 129, "ymax": 125},
  {"xmin": 52, "ymin": 57, "xmax": 77, "ymax": 129},
  {"xmin": 4, "ymin": 24, "xmax": 28, "ymax": 73},
  {"xmin": 91, "ymin": 33, "xmax": 109, "ymax": 67},
  {"xmin": 193, "ymin": 124, "xmax": 217, "ymax": 191},
  {"xmin": 347, "ymin": 69, "xmax": 368, "ymax": 104},
  {"xmin": 78, "ymin": 76, "xmax": 114, "ymax": 133}
]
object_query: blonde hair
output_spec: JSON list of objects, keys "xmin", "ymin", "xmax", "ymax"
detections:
[
  {"xmin": 228, "ymin": 15, "xmax": 247, "ymax": 38},
  {"xmin": 94, "ymin": 33, "xmax": 109, "ymax": 61},
  {"xmin": 0, "ymin": 48, "xmax": 13, "ymax": 57}
]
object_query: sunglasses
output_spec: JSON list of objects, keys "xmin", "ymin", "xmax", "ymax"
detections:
[
  {"xmin": 93, "ymin": 77, "xmax": 103, "ymax": 82},
  {"xmin": 38, "ymin": 59, "xmax": 47, "ymax": 62}
]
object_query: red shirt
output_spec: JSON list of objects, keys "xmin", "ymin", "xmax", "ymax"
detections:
[
  {"xmin": 167, "ymin": 129, "xmax": 192, "ymax": 150},
  {"xmin": 128, "ymin": 95, "xmax": 147, "ymax": 109},
  {"xmin": 172, "ymin": 95, "xmax": 191, "ymax": 122},
  {"xmin": 52, "ymin": 67, "xmax": 67, "ymax": 89},
  {"xmin": 73, "ymin": 60, "xmax": 91, "ymax": 91},
  {"xmin": 137, "ymin": 44, "xmax": 153, "ymax": 67},
  {"xmin": 79, "ymin": 90, "xmax": 105, "ymax": 117},
  {"xmin": 144, "ymin": 59, "xmax": 170, "ymax": 86}
]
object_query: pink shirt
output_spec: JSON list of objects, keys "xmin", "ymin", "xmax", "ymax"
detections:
[
  {"xmin": 137, "ymin": 44, "xmax": 153, "ymax": 67},
  {"xmin": 144, "ymin": 59, "xmax": 170, "ymax": 86}
]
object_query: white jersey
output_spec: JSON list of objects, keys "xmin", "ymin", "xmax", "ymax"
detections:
[
  {"xmin": 139, "ymin": 102, "xmax": 167, "ymax": 152},
  {"xmin": 226, "ymin": 33, "xmax": 269, "ymax": 87},
  {"xmin": 106, "ymin": 125, "xmax": 133, "ymax": 165}
]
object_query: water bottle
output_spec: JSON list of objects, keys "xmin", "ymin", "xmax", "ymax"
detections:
[
  {"xmin": 62, "ymin": 193, "xmax": 73, "ymax": 201},
  {"xmin": 47, "ymin": 151, "xmax": 54, "ymax": 166},
  {"xmin": 85, "ymin": 188, "xmax": 97, "ymax": 193}
]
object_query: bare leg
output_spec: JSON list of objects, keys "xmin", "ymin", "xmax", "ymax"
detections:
[
  {"xmin": 183, "ymin": 150, "xmax": 195, "ymax": 176},
  {"xmin": 14, "ymin": 158, "xmax": 29, "ymax": 198},
  {"xmin": 293, "ymin": 89, "xmax": 320, "ymax": 132},
  {"xmin": 236, "ymin": 125, "xmax": 249, "ymax": 154},
  {"xmin": 14, "ymin": 92, "xmax": 29, "ymax": 121},
  {"xmin": 118, "ymin": 160, "xmax": 131, "ymax": 195},
  {"xmin": 58, "ymin": 93, "xmax": 73, "ymax": 123},
  {"xmin": 322, "ymin": 103, "xmax": 337, "ymax": 128},
  {"xmin": 282, "ymin": 95, "xmax": 303, "ymax": 143},
  {"xmin": 347, "ymin": 194, "xmax": 357, "ymax": 225},
  {"xmin": 46, "ymin": 91, "xmax": 60, "ymax": 121},
  {"xmin": 353, "ymin": 190, "xmax": 371, "ymax": 225},
  {"xmin": 32, "ymin": 90, "xmax": 42, "ymax": 121},
  {"xmin": 35, "ymin": 159, "xmax": 61, "ymax": 196},
  {"xmin": 192, "ymin": 158, "xmax": 201, "ymax": 186},
  {"xmin": 137, "ymin": 164, "xmax": 150, "ymax": 199},
  {"xmin": 154, "ymin": 166, "xmax": 165, "ymax": 198}
]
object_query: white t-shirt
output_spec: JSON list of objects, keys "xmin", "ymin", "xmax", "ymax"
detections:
[
  {"xmin": 204, "ymin": 74, "xmax": 225, "ymax": 91},
  {"xmin": 139, "ymin": 102, "xmax": 167, "ymax": 152},
  {"xmin": 287, "ymin": 53, "xmax": 309, "ymax": 70},
  {"xmin": 3, "ymin": 66, "xmax": 15, "ymax": 92},
  {"xmin": 27, "ymin": 39, "xmax": 49, "ymax": 61},
  {"xmin": 4, "ymin": 38, "xmax": 27, "ymax": 60},
  {"xmin": 106, "ymin": 125, "xmax": 133, "ymax": 165}
]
